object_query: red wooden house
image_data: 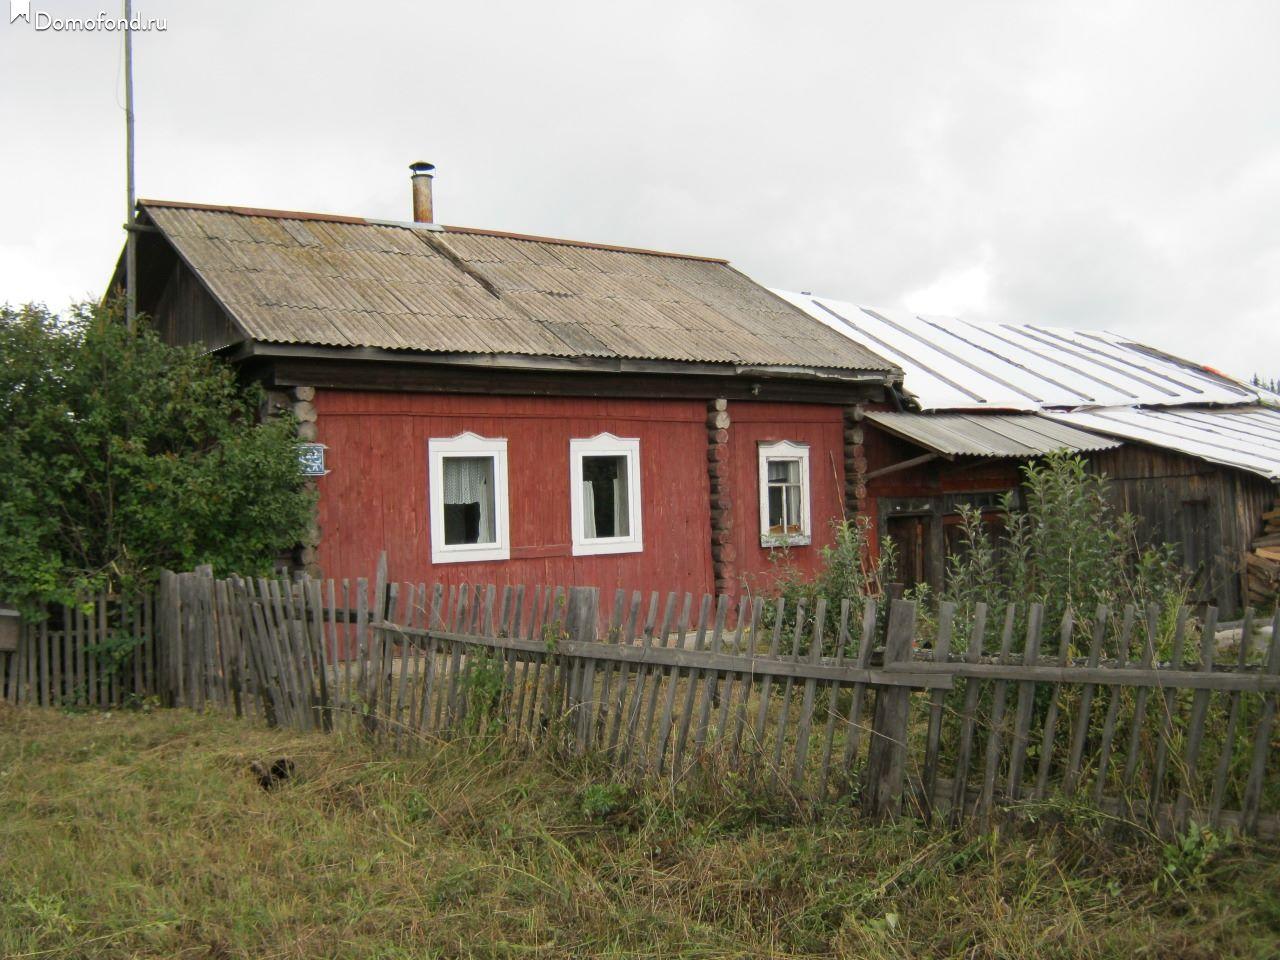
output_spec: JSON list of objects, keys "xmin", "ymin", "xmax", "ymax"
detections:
[{"xmin": 113, "ymin": 167, "xmax": 895, "ymax": 598}]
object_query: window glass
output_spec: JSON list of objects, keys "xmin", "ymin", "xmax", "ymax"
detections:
[
  {"xmin": 766, "ymin": 458, "xmax": 803, "ymax": 535},
  {"xmin": 581, "ymin": 454, "xmax": 630, "ymax": 539},
  {"xmin": 569, "ymin": 434, "xmax": 642, "ymax": 556},
  {"xmin": 441, "ymin": 455, "xmax": 496, "ymax": 545}
]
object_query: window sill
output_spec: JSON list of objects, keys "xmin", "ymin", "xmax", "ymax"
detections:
[
  {"xmin": 431, "ymin": 545, "xmax": 510, "ymax": 564},
  {"xmin": 571, "ymin": 539, "xmax": 644, "ymax": 557},
  {"xmin": 760, "ymin": 534, "xmax": 811, "ymax": 549}
]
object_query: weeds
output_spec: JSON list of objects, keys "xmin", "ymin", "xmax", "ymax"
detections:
[
  {"xmin": 3, "ymin": 705, "xmax": 1280, "ymax": 958},
  {"xmin": 943, "ymin": 451, "xmax": 1187, "ymax": 653},
  {"xmin": 1155, "ymin": 821, "xmax": 1231, "ymax": 895},
  {"xmin": 760, "ymin": 516, "xmax": 897, "ymax": 652}
]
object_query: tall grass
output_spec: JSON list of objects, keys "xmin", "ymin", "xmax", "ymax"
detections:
[{"xmin": 3, "ymin": 704, "xmax": 1279, "ymax": 959}]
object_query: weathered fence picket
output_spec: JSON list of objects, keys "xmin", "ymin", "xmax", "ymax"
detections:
[
  {"xmin": 4, "ymin": 565, "xmax": 1280, "ymax": 836},
  {"xmin": 0, "ymin": 593, "xmax": 158, "ymax": 709}
]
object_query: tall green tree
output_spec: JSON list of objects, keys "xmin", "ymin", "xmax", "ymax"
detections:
[{"xmin": 0, "ymin": 302, "xmax": 314, "ymax": 614}]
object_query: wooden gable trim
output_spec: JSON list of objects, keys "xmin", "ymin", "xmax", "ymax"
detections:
[{"xmin": 254, "ymin": 353, "xmax": 887, "ymax": 405}]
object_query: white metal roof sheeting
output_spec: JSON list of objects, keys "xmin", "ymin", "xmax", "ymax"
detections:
[
  {"xmin": 773, "ymin": 290, "xmax": 1262, "ymax": 412},
  {"xmin": 865, "ymin": 412, "xmax": 1121, "ymax": 458},
  {"xmin": 1045, "ymin": 405, "xmax": 1280, "ymax": 481}
]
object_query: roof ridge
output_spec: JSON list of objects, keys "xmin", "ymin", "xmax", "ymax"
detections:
[
  {"xmin": 139, "ymin": 198, "xmax": 368, "ymax": 225},
  {"xmin": 137, "ymin": 198, "xmax": 728, "ymax": 264}
]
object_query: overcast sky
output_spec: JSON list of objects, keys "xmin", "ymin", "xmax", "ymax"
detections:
[{"xmin": 2, "ymin": 1, "xmax": 1277, "ymax": 382}]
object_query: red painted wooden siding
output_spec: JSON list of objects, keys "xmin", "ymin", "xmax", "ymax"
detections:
[
  {"xmin": 313, "ymin": 392, "xmax": 715, "ymax": 597},
  {"xmin": 861, "ymin": 413, "xmax": 1021, "ymax": 559},
  {"xmin": 728, "ymin": 401, "xmax": 849, "ymax": 594}
]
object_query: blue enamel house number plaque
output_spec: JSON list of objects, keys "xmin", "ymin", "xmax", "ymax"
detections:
[{"xmin": 298, "ymin": 443, "xmax": 328, "ymax": 477}]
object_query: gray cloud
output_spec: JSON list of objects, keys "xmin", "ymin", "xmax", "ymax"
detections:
[{"xmin": 2, "ymin": 0, "xmax": 1276, "ymax": 380}]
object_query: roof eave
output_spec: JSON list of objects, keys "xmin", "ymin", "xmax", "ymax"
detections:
[{"xmin": 226, "ymin": 341, "xmax": 895, "ymax": 384}]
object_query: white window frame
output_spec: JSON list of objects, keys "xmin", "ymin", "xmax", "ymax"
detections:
[
  {"xmin": 428, "ymin": 432, "xmax": 510, "ymax": 564},
  {"xmin": 569, "ymin": 433, "xmax": 643, "ymax": 557},
  {"xmin": 758, "ymin": 440, "xmax": 811, "ymax": 547}
]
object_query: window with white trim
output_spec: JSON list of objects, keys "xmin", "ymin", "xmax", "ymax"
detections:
[
  {"xmin": 428, "ymin": 433, "xmax": 510, "ymax": 563},
  {"xmin": 570, "ymin": 433, "xmax": 643, "ymax": 556},
  {"xmin": 759, "ymin": 440, "xmax": 811, "ymax": 546}
]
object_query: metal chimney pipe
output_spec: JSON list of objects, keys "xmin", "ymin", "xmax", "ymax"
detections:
[{"xmin": 410, "ymin": 161, "xmax": 435, "ymax": 223}]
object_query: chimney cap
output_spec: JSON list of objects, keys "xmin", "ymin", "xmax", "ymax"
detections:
[{"xmin": 409, "ymin": 161, "xmax": 435, "ymax": 176}]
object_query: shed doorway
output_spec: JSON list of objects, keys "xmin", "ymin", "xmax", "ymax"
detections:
[{"xmin": 879, "ymin": 491, "xmax": 1010, "ymax": 593}]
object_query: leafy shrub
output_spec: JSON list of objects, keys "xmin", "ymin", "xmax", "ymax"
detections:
[
  {"xmin": 0, "ymin": 301, "xmax": 314, "ymax": 615},
  {"xmin": 1154, "ymin": 821, "xmax": 1229, "ymax": 894},
  {"xmin": 458, "ymin": 651, "xmax": 506, "ymax": 734},
  {"xmin": 758, "ymin": 516, "xmax": 897, "ymax": 654},
  {"xmin": 944, "ymin": 451, "xmax": 1186, "ymax": 650},
  {"xmin": 759, "ymin": 451, "xmax": 1187, "ymax": 657},
  {"xmin": 577, "ymin": 781, "xmax": 633, "ymax": 821}
]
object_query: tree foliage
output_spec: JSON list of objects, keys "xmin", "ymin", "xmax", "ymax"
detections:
[
  {"xmin": 762, "ymin": 451, "xmax": 1186, "ymax": 654},
  {"xmin": 1250, "ymin": 373, "xmax": 1279, "ymax": 395},
  {"xmin": 943, "ymin": 450, "xmax": 1185, "ymax": 647},
  {"xmin": 0, "ymin": 302, "xmax": 314, "ymax": 614}
]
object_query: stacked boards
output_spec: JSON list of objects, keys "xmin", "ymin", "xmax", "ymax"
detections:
[{"xmin": 1246, "ymin": 498, "xmax": 1280, "ymax": 608}]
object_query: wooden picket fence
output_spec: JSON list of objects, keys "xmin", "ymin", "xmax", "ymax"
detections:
[
  {"xmin": 4, "ymin": 564, "xmax": 1280, "ymax": 835},
  {"xmin": 1, "ymin": 593, "xmax": 157, "ymax": 708}
]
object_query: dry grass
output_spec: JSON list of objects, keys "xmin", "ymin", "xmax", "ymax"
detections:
[{"xmin": 2, "ymin": 702, "xmax": 1279, "ymax": 959}]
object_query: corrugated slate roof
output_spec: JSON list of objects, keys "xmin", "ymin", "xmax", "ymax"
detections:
[
  {"xmin": 1045, "ymin": 406, "xmax": 1280, "ymax": 481},
  {"xmin": 865, "ymin": 411, "xmax": 1120, "ymax": 459},
  {"xmin": 774, "ymin": 290, "xmax": 1259, "ymax": 410},
  {"xmin": 141, "ymin": 201, "xmax": 892, "ymax": 374}
]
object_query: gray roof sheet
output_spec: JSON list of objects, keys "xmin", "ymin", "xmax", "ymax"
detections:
[
  {"xmin": 865, "ymin": 411, "xmax": 1121, "ymax": 458},
  {"xmin": 142, "ymin": 201, "xmax": 893, "ymax": 375},
  {"xmin": 1046, "ymin": 405, "xmax": 1280, "ymax": 481}
]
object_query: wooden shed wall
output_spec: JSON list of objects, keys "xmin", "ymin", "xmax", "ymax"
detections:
[
  {"xmin": 861, "ymin": 418, "xmax": 1022, "ymax": 582},
  {"xmin": 1085, "ymin": 445, "xmax": 1276, "ymax": 616},
  {"xmin": 858, "ymin": 422, "xmax": 1274, "ymax": 616},
  {"xmin": 147, "ymin": 257, "xmax": 242, "ymax": 352},
  {"xmin": 312, "ymin": 391, "xmax": 718, "ymax": 597}
]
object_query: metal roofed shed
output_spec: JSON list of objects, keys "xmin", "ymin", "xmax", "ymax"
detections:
[
  {"xmin": 770, "ymin": 286, "xmax": 1275, "ymax": 617},
  {"xmin": 864, "ymin": 411, "xmax": 1120, "ymax": 460},
  {"xmin": 774, "ymin": 289, "xmax": 1262, "ymax": 411},
  {"xmin": 1046, "ymin": 405, "xmax": 1280, "ymax": 482}
]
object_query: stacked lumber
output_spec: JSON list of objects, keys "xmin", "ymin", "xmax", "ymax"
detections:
[{"xmin": 1246, "ymin": 499, "xmax": 1280, "ymax": 608}]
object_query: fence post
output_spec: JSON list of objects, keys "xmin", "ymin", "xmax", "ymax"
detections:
[
  {"xmin": 565, "ymin": 586, "xmax": 599, "ymax": 754},
  {"xmin": 865, "ymin": 598, "xmax": 916, "ymax": 820},
  {"xmin": 155, "ymin": 571, "xmax": 180, "ymax": 707}
]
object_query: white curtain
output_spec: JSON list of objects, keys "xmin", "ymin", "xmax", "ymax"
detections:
[
  {"xmin": 612, "ymin": 477, "xmax": 628, "ymax": 536},
  {"xmin": 444, "ymin": 456, "xmax": 494, "ymax": 543},
  {"xmin": 582, "ymin": 480, "xmax": 597, "ymax": 538}
]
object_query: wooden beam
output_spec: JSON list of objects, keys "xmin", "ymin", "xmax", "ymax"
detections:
[
  {"xmin": 373, "ymin": 622, "xmax": 951, "ymax": 689},
  {"xmin": 865, "ymin": 452, "xmax": 941, "ymax": 481},
  {"xmin": 259, "ymin": 356, "xmax": 886, "ymax": 405}
]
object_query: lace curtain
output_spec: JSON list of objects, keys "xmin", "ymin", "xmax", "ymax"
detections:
[{"xmin": 443, "ymin": 456, "xmax": 495, "ymax": 543}]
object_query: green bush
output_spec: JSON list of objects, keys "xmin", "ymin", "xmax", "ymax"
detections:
[
  {"xmin": 0, "ymin": 301, "xmax": 314, "ymax": 615},
  {"xmin": 944, "ymin": 451, "xmax": 1186, "ymax": 651},
  {"xmin": 761, "ymin": 451, "xmax": 1186, "ymax": 656},
  {"xmin": 758, "ymin": 516, "xmax": 898, "ymax": 654}
]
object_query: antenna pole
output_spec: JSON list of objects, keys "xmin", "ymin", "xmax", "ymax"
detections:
[{"xmin": 124, "ymin": 0, "xmax": 137, "ymax": 329}]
